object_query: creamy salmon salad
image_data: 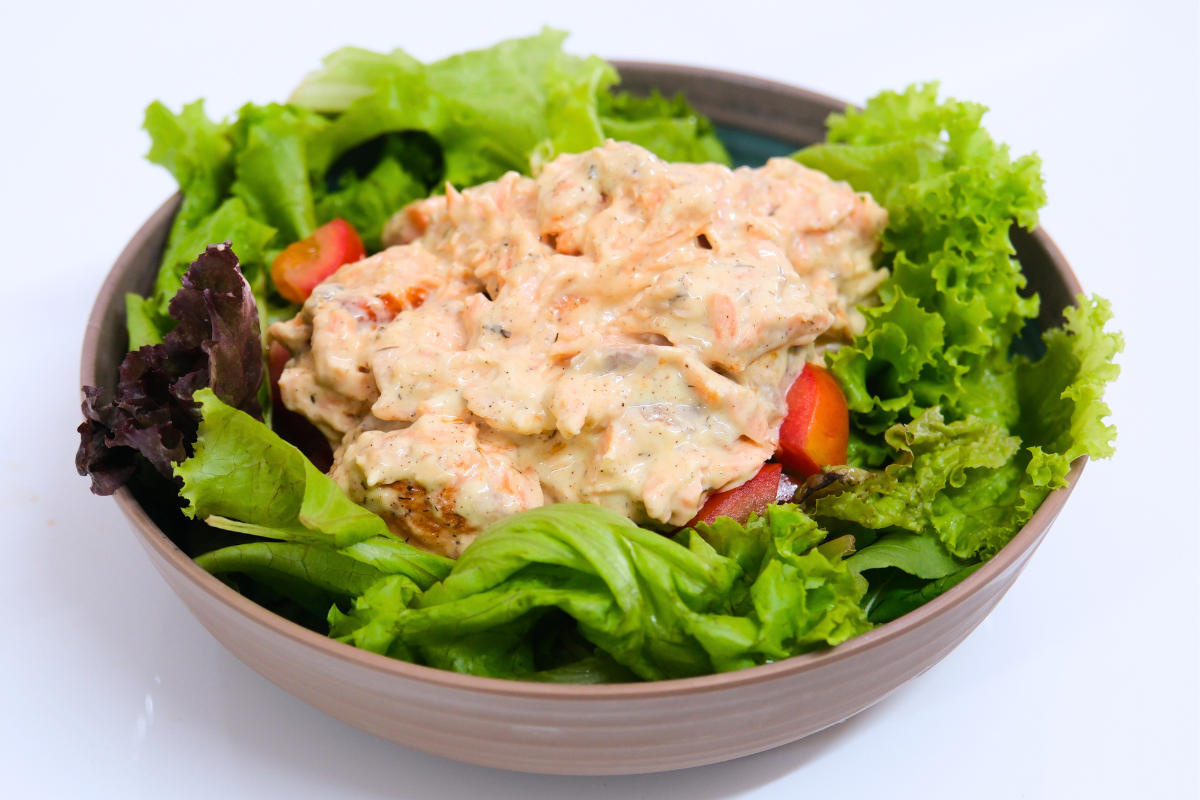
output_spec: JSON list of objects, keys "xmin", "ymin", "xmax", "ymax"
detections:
[
  {"xmin": 268, "ymin": 141, "xmax": 888, "ymax": 556},
  {"xmin": 79, "ymin": 31, "xmax": 1118, "ymax": 682}
]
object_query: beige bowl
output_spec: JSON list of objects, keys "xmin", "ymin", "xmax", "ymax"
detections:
[{"xmin": 80, "ymin": 64, "xmax": 1086, "ymax": 776}]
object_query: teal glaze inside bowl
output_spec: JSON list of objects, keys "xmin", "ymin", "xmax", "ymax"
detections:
[{"xmin": 716, "ymin": 125, "xmax": 798, "ymax": 167}]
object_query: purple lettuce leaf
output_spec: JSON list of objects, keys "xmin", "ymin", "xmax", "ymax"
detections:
[{"xmin": 76, "ymin": 243, "xmax": 263, "ymax": 495}]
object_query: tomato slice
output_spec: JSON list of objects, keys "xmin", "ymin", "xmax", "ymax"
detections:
[
  {"xmin": 777, "ymin": 362, "xmax": 849, "ymax": 478},
  {"xmin": 271, "ymin": 218, "xmax": 366, "ymax": 304},
  {"xmin": 268, "ymin": 341, "xmax": 333, "ymax": 471},
  {"xmin": 687, "ymin": 463, "xmax": 783, "ymax": 527},
  {"xmin": 268, "ymin": 340, "xmax": 292, "ymax": 404}
]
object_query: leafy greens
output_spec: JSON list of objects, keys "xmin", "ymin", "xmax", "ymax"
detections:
[{"xmin": 791, "ymin": 86, "xmax": 1122, "ymax": 605}]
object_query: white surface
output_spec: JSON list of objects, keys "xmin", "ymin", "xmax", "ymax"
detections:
[{"xmin": 2, "ymin": 1, "xmax": 1196, "ymax": 797}]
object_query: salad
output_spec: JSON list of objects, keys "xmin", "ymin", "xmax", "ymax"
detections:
[{"xmin": 77, "ymin": 30, "xmax": 1122, "ymax": 683}]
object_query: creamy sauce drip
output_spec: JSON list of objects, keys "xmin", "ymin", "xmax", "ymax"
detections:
[{"xmin": 269, "ymin": 141, "xmax": 886, "ymax": 557}]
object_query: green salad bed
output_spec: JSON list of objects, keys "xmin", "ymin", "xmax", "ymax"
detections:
[{"xmin": 77, "ymin": 30, "xmax": 1121, "ymax": 683}]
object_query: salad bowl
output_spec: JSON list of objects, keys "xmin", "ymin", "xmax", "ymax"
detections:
[{"xmin": 81, "ymin": 62, "xmax": 1086, "ymax": 776}]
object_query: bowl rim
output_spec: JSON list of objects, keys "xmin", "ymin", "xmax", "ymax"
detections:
[{"xmin": 82, "ymin": 63, "xmax": 1087, "ymax": 701}]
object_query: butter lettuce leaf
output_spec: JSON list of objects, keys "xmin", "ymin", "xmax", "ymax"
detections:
[
  {"xmin": 178, "ymin": 390, "xmax": 380, "ymax": 545},
  {"xmin": 176, "ymin": 390, "xmax": 453, "ymax": 587},
  {"xmin": 330, "ymin": 504, "xmax": 869, "ymax": 680},
  {"xmin": 290, "ymin": 46, "xmax": 423, "ymax": 113},
  {"xmin": 196, "ymin": 542, "xmax": 386, "ymax": 598}
]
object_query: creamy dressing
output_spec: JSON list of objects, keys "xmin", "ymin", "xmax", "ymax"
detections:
[{"xmin": 269, "ymin": 141, "xmax": 886, "ymax": 557}]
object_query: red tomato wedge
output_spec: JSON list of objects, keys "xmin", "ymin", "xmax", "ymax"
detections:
[
  {"xmin": 267, "ymin": 341, "xmax": 334, "ymax": 471},
  {"xmin": 271, "ymin": 218, "xmax": 366, "ymax": 304},
  {"xmin": 268, "ymin": 340, "xmax": 292, "ymax": 404},
  {"xmin": 777, "ymin": 362, "xmax": 850, "ymax": 477},
  {"xmin": 687, "ymin": 463, "xmax": 783, "ymax": 527}
]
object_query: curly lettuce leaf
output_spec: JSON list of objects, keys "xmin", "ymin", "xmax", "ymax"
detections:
[
  {"xmin": 796, "ymin": 83, "xmax": 1045, "ymax": 433},
  {"xmin": 810, "ymin": 408, "xmax": 1037, "ymax": 559},
  {"xmin": 931, "ymin": 296, "xmax": 1121, "ymax": 556},
  {"xmin": 814, "ymin": 294, "xmax": 1120, "ymax": 561},
  {"xmin": 811, "ymin": 408, "xmax": 1019, "ymax": 537},
  {"xmin": 797, "ymin": 84, "xmax": 1120, "ymax": 565},
  {"xmin": 1016, "ymin": 295, "xmax": 1123, "ymax": 460}
]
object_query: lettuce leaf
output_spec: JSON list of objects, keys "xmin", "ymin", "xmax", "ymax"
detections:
[
  {"xmin": 196, "ymin": 542, "xmax": 386, "ymax": 598},
  {"xmin": 228, "ymin": 103, "xmax": 326, "ymax": 243},
  {"xmin": 812, "ymin": 295, "xmax": 1121, "ymax": 560},
  {"xmin": 179, "ymin": 388, "xmax": 384, "ymax": 547},
  {"xmin": 149, "ymin": 198, "xmax": 278, "ymax": 323},
  {"xmin": 143, "ymin": 100, "xmax": 234, "ymax": 260},
  {"xmin": 846, "ymin": 531, "xmax": 967, "ymax": 579},
  {"xmin": 289, "ymin": 46, "xmax": 423, "ymax": 112},
  {"xmin": 293, "ymin": 29, "xmax": 729, "ymax": 188},
  {"xmin": 139, "ymin": 102, "xmax": 278, "ymax": 342},
  {"xmin": 315, "ymin": 156, "xmax": 425, "ymax": 252},
  {"xmin": 297, "ymin": 28, "xmax": 618, "ymax": 188},
  {"xmin": 862, "ymin": 563, "xmax": 983, "ymax": 624},
  {"xmin": 598, "ymin": 89, "xmax": 731, "ymax": 165},
  {"xmin": 1016, "ymin": 296, "xmax": 1123, "ymax": 460},
  {"xmin": 792, "ymin": 83, "xmax": 1119, "ymax": 573},
  {"xmin": 176, "ymin": 390, "xmax": 453, "ymax": 588},
  {"xmin": 77, "ymin": 246, "xmax": 262, "ymax": 494},
  {"xmin": 811, "ymin": 408, "xmax": 1019, "ymax": 537},
  {"xmin": 795, "ymin": 83, "xmax": 1045, "ymax": 433},
  {"xmin": 329, "ymin": 503, "xmax": 869, "ymax": 680}
]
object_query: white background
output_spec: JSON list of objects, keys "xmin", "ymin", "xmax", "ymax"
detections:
[{"xmin": 2, "ymin": 1, "xmax": 1196, "ymax": 797}]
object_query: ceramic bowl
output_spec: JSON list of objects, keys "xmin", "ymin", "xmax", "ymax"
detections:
[{"xmin": 80, "ymin": 63, "xmax": 1086, "ymax": 776}]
